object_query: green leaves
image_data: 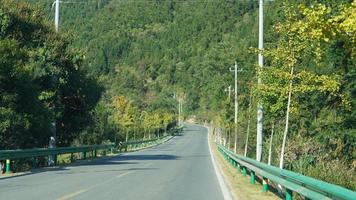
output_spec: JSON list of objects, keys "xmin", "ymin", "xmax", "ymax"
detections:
[
  {"xmin": 0, "ymin": 1, "xmax": 103, "ymax": 148},
  {"xmin": 0, "ymin": 8, "xmax": 11, "ymax": 37}
]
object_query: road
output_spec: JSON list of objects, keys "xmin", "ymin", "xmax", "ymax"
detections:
[{"xmin": 0, "ymin": 124, "xmax": 225, "ymax": 200}]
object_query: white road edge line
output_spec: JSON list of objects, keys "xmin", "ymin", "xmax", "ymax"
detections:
[{"xmin": 205, "ymin": 125, "xmax": 234, "ymax": 200}]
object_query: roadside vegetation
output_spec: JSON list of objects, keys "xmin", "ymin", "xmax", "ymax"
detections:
[{"xmin": 0, "ymin": 0, "xmax": 354, "ymax": 190}]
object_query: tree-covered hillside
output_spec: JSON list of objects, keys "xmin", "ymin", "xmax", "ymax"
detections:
[
  {"xmin": 0, "ymin": 0, "xmax": 103, "ymax": 148},
  {"xmin": 1, "ymin": 0, "xmax": 355, "ymax": 190}
]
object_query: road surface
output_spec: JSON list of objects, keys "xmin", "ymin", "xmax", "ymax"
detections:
[{"xmin": 0, "ymin": 124, "xmax": 225, "ymax": 200}]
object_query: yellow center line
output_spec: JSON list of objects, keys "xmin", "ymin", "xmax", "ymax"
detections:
[
  {"xmin": 57, "ymin": 189, "xmax": 88, "ymax": 200},
  {"xmin": 57, "ymin": 170, "xmax": 135, "ymax": 200},
  {"xmin": 116, "ymin": 170, "xmax": 133, "ymax": 178},
  {"xmin": 143, "ymin": 162, "xmax": 153, "ymax": 167}
]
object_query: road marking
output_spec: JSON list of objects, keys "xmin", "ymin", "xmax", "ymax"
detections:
[
  {"xmin": 57, "ymin": 189, "xmax": 87, "ymax": 200},
  {"xmin": 206, "ymin": 125, "xmax": 233, "ymax": 200},
  {"xmin": 116, "ymin": 171, "xmax": 133, "ymax": 178},
  {"xmin": 58, "ymin": 170, "xmax": 134, "ymax": 200}
]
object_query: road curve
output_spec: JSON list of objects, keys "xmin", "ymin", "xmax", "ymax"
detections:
[{"xmin": 0, "ymin": 124, "xmax": 225, "ymax": 200}]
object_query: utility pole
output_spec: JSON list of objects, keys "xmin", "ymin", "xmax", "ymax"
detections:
[
  {"xmin": 230, "ymin": 62, "xmax": 242, "ymax": 154},
  {"xmin": 55, "ymin": 0, "xmax": 60, "ymax": 32},
  {"xmin": 179, "ymin": 98, "xmax": 181, "ymax": 126},
  {"xmin": 174, "ymin": 92, "xmax": 182, "ymax": 127},
  {"xmin": 178, "ymin": 97, "xmax": 182, "ymax": 127},
  {"xmin": 224, "ymin": 85, "xmax": 233, "ymax": 99},
  {"xmin": 233, "ymin": 62, "xmax": 238, "ymax": 154},
  {"xmin": 48, "ymin": 0, "xmax": 60, "ymax": 166},
  {"xmin": 256, "ymin": 0, "xmax": 264, "ymax": 162},
  {"xmin": 180, "ymin": 98, "xmax": 183, "ymax": 125}
]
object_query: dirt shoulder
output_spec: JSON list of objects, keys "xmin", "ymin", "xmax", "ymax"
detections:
[{"xmin": 208, "ymin": 130, "xmax": 279, "ymax": 200}]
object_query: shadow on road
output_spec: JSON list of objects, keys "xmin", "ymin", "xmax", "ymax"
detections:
[
  {"xmin": 119, "ymin": 154, "xmax": 179, "ymax": 161},
  {"xmin": 0, "ymin": 153, "xmax": 179, "ymax": 181},
  {"xmin": 53, "ymin": 167, "xmax": 158, "ymax": 175},
  {"xmin": 182, "ymin": 129, "xmax": 199, "ymax": 132}
]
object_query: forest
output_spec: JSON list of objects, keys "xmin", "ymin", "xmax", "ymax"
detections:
[{"xmin": 0, "ymin": 0, "xmax": 355, "ymax": 190}]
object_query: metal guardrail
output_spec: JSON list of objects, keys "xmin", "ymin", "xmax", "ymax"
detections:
[
  {"xmin": 0, "ymin": 144, "xmax": 115, "ymax": 174},
  {"xmin": 0, "ymin": 144, "xmax": 115, "ymax": 160},
  {"xmin": 120, "ymin": 135, "xmax": 173, "ymax": 151},
  {"xmin": 0, "ymin": 128, "xmax": 180, "ymax": 174},
  {"xmin": 217, "ymin": 143, "xmax": 356, "ymax": 200}
]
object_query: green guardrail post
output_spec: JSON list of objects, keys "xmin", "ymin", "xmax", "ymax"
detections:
[
  {"xmin": 237, "ymin": 164, "xmax": 241, "ymax": 173},
  {"xmin": 286, "ymin": 189, "xmax": 293, "ymax": 200},
  {"xmin": 242, "ymin": 166, "xmax": 247, "ymax": 177},
  {"xmin": 70, "ymin": 153, "xmax": 74, "ymax": 163},
  {"xmin": 262, "ymin": 177, "xmax": 268, "ymax": 192},
  {"xmin": 5, "ymin": 159, "xmax": 11, "ymax": 173},
  {"xmin": 83, "ymin": 151, "xmax": 87, "ymax": 159},
  {"xmin": 94, "ymin": 150, "xmax": 97, "ymax": 158},
  {"xmin": 250, "ymin": 171, "xmax": 255, "ymax": 184}
]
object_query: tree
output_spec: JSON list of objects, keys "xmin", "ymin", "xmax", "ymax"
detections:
[
  {"xmin": 162, "ymin": 111, "xmax": 174, "ymax": 135},
  {"xmin": 0, "ymin": 1, "xmax": 101, "ymax": 148},
  {"xmin": 112, "ymin": 96, "xmax": 135, "ymax": 142},
  {"xmin": 261, "ymin": 2, "xmax": 349, "ymax": 169}
]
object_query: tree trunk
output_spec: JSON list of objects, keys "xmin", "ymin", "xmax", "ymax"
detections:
[
  {"xmin": 234, "ymin": 124, "xmax": 237, "ymax": 153},
  {"xmin": 244, "ymin": 93, "xmax": 252, "ymax": 157},
  {"xmin": 227, "ymin": 128, "xmax": 230, "ymax": 149},
  {"xmin": 223, "ymin": 128, "xmax": 227, "ymax": 146},
  {"xmin": 133, "ymin": 128, "xmax": 136, "ymax": 141},
  {"xmin": 219, "ymin": 128, "xmax": 222, "ymax": 145},
  {"xmin": 268, "ymin": 122, "xmax": 275, "ymax": 165},
  {"xmin": 279, "ymin": 66, "xmax": 294, "ymax": 169},
  {"xmin": 125, "ymin": 129, "xmax": 128, "ymax": 142}
]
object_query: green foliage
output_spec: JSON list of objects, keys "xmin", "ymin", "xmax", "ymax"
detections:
[{"xmin": 0, "ymin": 0, "xmax": 101, "ymax": 148}]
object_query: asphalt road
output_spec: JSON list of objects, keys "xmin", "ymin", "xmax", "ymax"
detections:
[{"xmin": 0, "ymin": 124, "xmax": 225, "ymax": 200}]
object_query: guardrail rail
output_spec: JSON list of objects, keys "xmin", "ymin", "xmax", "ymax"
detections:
[
  {"xmin": 0, "ymin": 127, "xmax": 182, "ymax": 174},
  {"xmin": 217, "ymin": 143, "xmax": 356, "ymax": 200}
]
